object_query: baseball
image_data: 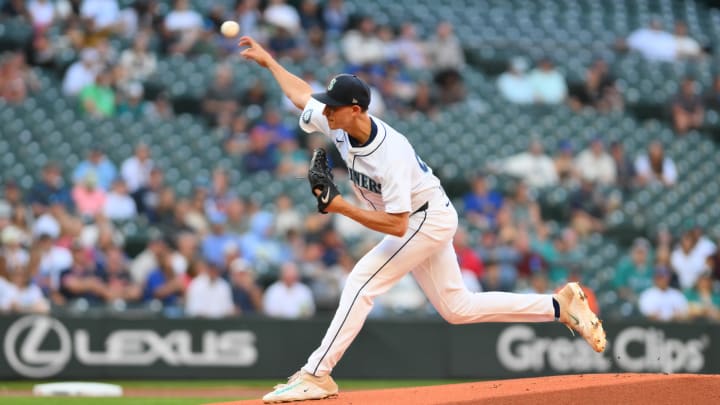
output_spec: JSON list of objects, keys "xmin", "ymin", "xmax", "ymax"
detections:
[{"xmin": 220, "ymin": 21, "xmax": 240, "ymax": 38}]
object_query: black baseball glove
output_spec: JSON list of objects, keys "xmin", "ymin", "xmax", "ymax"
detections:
[{"xmin": 308, "ymin": 148, "xmax": 340, "ymax": 214}]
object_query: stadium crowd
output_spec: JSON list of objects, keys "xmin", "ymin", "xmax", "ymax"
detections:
[{"xmin": 0, "ymin": 0, "xmax": 719, "ymax": 322}]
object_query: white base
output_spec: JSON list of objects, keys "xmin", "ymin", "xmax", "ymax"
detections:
[{"xmin": 33, "ymin": 382, "xmax": 123, "ymax": 397}]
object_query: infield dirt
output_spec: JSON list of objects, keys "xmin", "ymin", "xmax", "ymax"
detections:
[{"xmin": 209, "ymin": 373, "xmax": 720, "ymax": 405}]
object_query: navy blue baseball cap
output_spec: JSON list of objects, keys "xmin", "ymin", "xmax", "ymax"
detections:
[{"xmin": 312, "ymin": 74, "xmax": 371, "ymax": 110}]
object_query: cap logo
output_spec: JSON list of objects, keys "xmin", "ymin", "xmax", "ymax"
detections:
[
  {"xmin": 352, "ymin": 98, "xmax": 358, "ymax": 104},
  {"xmin": 328, "ymin": 78, "xmax": 337, "ymax": 91}
]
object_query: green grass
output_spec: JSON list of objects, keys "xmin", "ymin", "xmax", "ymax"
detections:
[
  {"xmin": 0, "ymin": 399, "xmax": 238, "ymax": 405},
  {"xmin": 0, "ymin": 379, "xmax": 468, "ymax": 390},
  {"xmin": 0, "ymin": 379, "xmax": 471, "ymax": 404}
]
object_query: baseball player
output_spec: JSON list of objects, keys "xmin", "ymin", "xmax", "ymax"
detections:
[{"xmin": 238, "ymin": 36, "xmax": 606, "ymax": 403}]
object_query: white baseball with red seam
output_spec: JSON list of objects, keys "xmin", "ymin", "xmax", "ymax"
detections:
[{"xmin": 221, "ymin": 21, "xmax": 240, "ymax": 38}]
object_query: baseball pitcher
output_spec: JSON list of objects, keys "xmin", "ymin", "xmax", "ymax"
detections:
[{"xmin": 238, "ymin": 36, "xmax": 606, "ymax": 403}]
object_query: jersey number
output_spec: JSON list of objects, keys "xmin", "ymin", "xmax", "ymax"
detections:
[{"xmin": 416, "ymin": 154, "xmax": 429, "ymax": 173}]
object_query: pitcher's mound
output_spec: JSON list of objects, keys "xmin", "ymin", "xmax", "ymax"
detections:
[{"xmin": 209, "ymin": 373, "xmax": 720, "ymax": 405}]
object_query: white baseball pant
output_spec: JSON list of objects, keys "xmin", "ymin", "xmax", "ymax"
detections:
[{"xmin": 303, "ymin": 190, "xmax": 555, "ymax": 376}]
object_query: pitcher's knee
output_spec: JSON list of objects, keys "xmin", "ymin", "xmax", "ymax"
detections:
[{"xmin": 437, "ymin": 300, "xmax": 474, "ymax": 324}]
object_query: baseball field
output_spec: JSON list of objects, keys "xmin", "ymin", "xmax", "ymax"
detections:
[{"xmin": 2, "ymin": 374, "xmax": 718, "ymax": 404}]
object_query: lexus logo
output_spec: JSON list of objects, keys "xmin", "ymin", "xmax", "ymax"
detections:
[{"xmin": 4, "ymin": 315, "xmax": 72, "ymax": 378}]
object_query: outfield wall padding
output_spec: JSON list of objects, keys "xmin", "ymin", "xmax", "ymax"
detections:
[{"xmin": 0, "ymin": 315, "xmax": 717, "ymax": 379}]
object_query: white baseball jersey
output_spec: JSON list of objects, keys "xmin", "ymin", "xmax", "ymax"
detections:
[
  {"xmin": 299, "ymin": 97, "xmax": 441, "ymax": 214},
  {"xmin": 294, "ymin": 96, "xmax": 557, "ymax": 379}
]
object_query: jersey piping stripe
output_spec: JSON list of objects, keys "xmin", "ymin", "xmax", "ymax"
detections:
[
  {"xmin": 311, "ymin": 210, "xmax": 428, "ymax": 375},
  {"xmin": 353, "ymin": 119, "xmax": 387, "ymax": 157}
]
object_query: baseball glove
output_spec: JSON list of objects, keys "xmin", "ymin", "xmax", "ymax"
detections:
[{"xmin": 308, "ymin": 148, "xmax": 340, "ymax": 214}]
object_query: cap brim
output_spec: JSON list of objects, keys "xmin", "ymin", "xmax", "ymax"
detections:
[{"xmin": 312, "ymin": 92, "xmax": 347, "ymax": 107}]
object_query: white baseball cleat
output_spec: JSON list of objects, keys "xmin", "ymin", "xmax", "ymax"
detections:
[
  {"xmin": 262, "ymin": 370, "xmax": 338, "ymax": 403},
  {"xmin": 554, "ymin": 282, "xmax": 607, "ymax": 353}
]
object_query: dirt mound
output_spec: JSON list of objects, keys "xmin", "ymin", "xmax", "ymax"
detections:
[{"xmin": 208, "ymin": 374, "xmax": 720, "ymax": 405}]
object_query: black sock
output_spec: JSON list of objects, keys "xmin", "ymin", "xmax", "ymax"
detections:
[{"xmin": 552, "ymin": 298, "xmax": 560, "ymax": 320}]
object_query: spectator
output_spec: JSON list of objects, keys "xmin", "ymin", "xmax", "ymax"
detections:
[
  {"xmin": 503, "ymin": 182, "xmax": 542, "ymax": 232},
  {"xmin": 425, "ymin": 21, "xmax": 465, "ymax": 71},
  {"xmin": 553, "ymin": 140, "xmax": 577, "ymax": 186},
  {"xmin": 205, "ymin": 167, "xmax": 236, "ymax": 220},
  {"xmin": 62, "ymin": 48, "xmax": 101, "ymax": 96},
  {"xmin": 202, "ymin": 64, "xmax": 238, "ymax": 126},
  {"xmin": 613, "ymin": 238, "xmax": 654, "ymax": 305},
  {"xmin": 1, "ymin": 226, "xmax": 29, "ymax": 273},
  {"xmin": 671, "ymin": 231, "xmax": 714, "ymax": 291},
  {"xmin": 79, "ymin": 69, "xmax": 116, "ymax": 118},
  {"xmin": 58, "ymin": 245, "xmax": 108, "ymax": 306},
  {"xmin": 81, "ymin": 0, "xmax": 121, "ymax": 34},
  {"xmin": 29, "ymin": 163, "xmax": 73, "ymax": 217},
  {"xmin": 72, "ymin": 173, "xmax": 107, "ymax": 219},
  {"xmin": 263, "ymin": 261, "xmax": 315, "ymax": 318},
  {"xmin": 225, "ymin": 197, "xmax": 249, "ymax": 235},
  {"xmin": 569, "ymin": 178, "xmax": 608, "ymax": 237},
  {"xmin": 263, "ymin": 0, "xmax": 301, "ymax": 35},
  {"xmin": 99, "ymin": 245, "xmax": 141, "ymax": 305},
  {"xmin": 185, "ymin": 259, "xmax": 234, "ymax": 318},
  {"xmin": 129, "ymin": 231, "xmax": 168, "ymax": 284},
  {"xmin": 116, "ymin": 82, "xmax": 147, "ymax": 119},
  {"xmin": 224, "ymin": 114, "xmax": 250, "ymax": 155},
  {"xmin": 570, "ymin": 59, "xmax": 623, "ymax": 113},
  {"xmin": 501, "ymin": 139, "xmax": 558, "ymax": 189},
  {"xmin": 634, "ymin": 141, "xmax": 677, "ymax": 187},
  {"xmin": 163, "ymin": 0, "xmax": 204, "ymax": 55},
  {"xmin": 625, "ymin": 19, "xmax": 676, "ymax": 62},
  {"xmin": 514, "ymin": 230, "xmax": 548, "ymax": 281},
  {"xmin": 0, "ymin": 51, "xmax": 40, "ymax": 104},
  {"xmin": 704, "ymin": 74, "xmax": 720, "ymax": 112},
  {"xmin": 453, "ymin": 226, "xmax": 484, "ymax": 281},
  {"xmin": 610, "ymin": 141, "xmax": 636, "ymax": 192},
  {"xmin": 394, "ymin": 23, "xmax": 427, "ymax": 69},
  {"xmin": 253, "ymin": 107, "xmax": 295, "ymax": 145},
  {"xmin": 274, "ymin": 194, "xmax": 302, "ymax": 237},
  {"xmin": 549, "ymin": 228, "xmax": 583, "ymax": 284},
  {"xmin": 103, "ymin": 179, "xmax": 137, "ymax": 221},
  {"xmin": 529, "ymin": 58, "xmax": 567, "ymax": 104},
  {"xmin": 0, "ymin": 0, "xmax": 27, "ymax": 19},
  {"xmin": 671, "ymin": 77, "xmax": 704, "ymax": 134},
  {"xmin": 120, "ymin": 143, "xmax": 153, "ymax": 195},
  {"xmin": 72, "ymin": 145, "xmax": 117, "ymax": 191},
  {"xmin": 239, "ymin": 211, "xmax": 288, "ymax": 271},
  {"xmin": 268, "ymin": 25, "xmax": 304, "ymax": 61},
  {"xmin": 118, "ymin": 31, "xmax": 157, "ymax": 82},
  {"xmin": 462, "ymin": 173, "xmax": 504, "ymax": 231},
  {"xmin": 143, "ymin": 249, "xmax": 185, "ymax": 308},
  {"xmin": 0, "ymin": 267, "xmax": 50, "ymax": 314},
  {"xmin": 322, "ymin": 0, "xmax": 348, "ymax": 39},
  {"xmin": 133, "ymin": 167, "xmax": 163, "ymax": 220},
  {"xmin": 340, "ymin": 15, "xmax": 384, "ymax": 68},
  {"xmin": 638, "ymin": 266, "xmax": 689, "ymax": 321},
  {"xmin": 476, "ymin": 232, "xmax": 518, "ymax": 290},
  {"xmin": 233, "ymin": 0, "xmax": 262, "ymax": 39},
  {"xmin": 298, "ymin": 0, "xmax": 322, "ymax": 31},
  {"xmin": 497, "ymin": 57, "xmax": 533, "ymax": 104},
  {"xmin": 673, "ymin": 21, "xmax": 703, "ymax": 60},
  {"xmin": 33, "ymin": 233, "xmax": 72, "ymax": 296},
  {"xmin": 201, "ymin": 212, "xmax": 237, "ymax": 267},
  {"xmin": 244, "ymin": 127, "xmax": 279, "ymax": 173},
  {"xmin": 409, "ymin": 81, "xmax": 438, "ymax": 118},
  {"xmin": 517, "ymin": 271, "xmax": 552, "ymax": 294},
  {"xmin": 685, "ymin": 272, "xmax": 720, "ymax": 321},
  {"xmin": 27, "ymin": 0, "xmax": 55, "ymax": 31},
  {"xmin": 573, "ymin": 137, "xmax": 616, "ymax": 186},
  {"xmin": 229, "ymin": 258, "xmax": 263, "ymax": 315}
]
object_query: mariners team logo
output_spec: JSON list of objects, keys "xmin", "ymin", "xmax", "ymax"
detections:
[
  {"xmin": 328, "ymin": 78, "xmax": 337, "ymax": 91},
  {"xmin": 302, "ymin": 109, "xmax": 313, "ymax": 124}
]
